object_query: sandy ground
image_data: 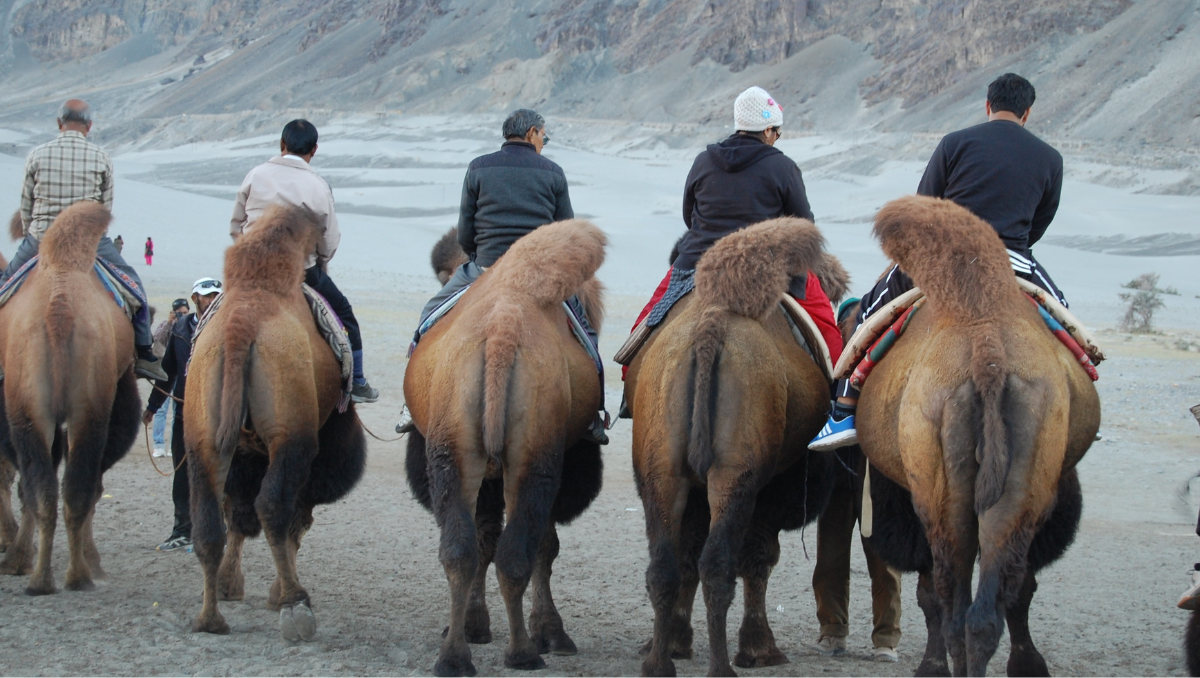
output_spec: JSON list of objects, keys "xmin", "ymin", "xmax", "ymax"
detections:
[{"xmin": 0, "ymin": 121, "xmax": 1199, "ymax": 675}]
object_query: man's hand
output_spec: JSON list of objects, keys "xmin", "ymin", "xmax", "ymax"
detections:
[{"xmin": 142, "ymin": 409, "xmax": 156, "ymax": 426}]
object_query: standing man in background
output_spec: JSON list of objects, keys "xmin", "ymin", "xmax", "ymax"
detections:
[
  {"xmin": 230, "ymin": 119, "xmax": 378, "ymax": 403},
  {"xmin": 3, "ymin": 99, "xmax": 165, "ymax": 380},
  {"xmin": 149, "ymin": 298, "xmax": 190, "ymax": 457},
  {"xmin": 143, "ymin": 277, "xmax": 221, "ymax": 551}
]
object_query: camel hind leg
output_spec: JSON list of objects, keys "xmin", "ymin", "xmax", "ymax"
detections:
[
  {"xmin": 62, "ymin": 415, "xmax": 110, "ymax": 591},
  {"xmin": 0, "ymin": 454, "xmax": 17, "ymax": 551},
  {"xmin": 699, "ymin": 466, "xmax": 760, "ymax": 677},
  {"xmin": 529, "ymin": 523, "xmax": 575, "ymax": 656},
  {"xmin": 733, "ymin": 522, "xmax": 787, "ymax": 668},
  {"xmin": 190, "ymin": 438, "xmax": 233, "ymax": 635},
  {"xmin": 8, "ymin": 411, "xmax": 59, "ymax": 595},
  {"xmin": 636, "ymin": 457, "xmax": 693, "ymax": 677},
  {"xmin": 464, "ymin": 477, "xmax": 502, "ymax": 644},
  {"xmin": 221, "ymin": 451, "xmax": 267, "ymax": 602},
  {"xmin": 493, "ymin": 444, "xmax": 564, "ymax": 672}
]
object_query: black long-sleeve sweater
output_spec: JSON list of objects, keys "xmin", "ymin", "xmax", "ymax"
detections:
[
  {"xmin": 917, "ymin": 120, "xmax": 1063, "ymax": 257},
  {"xmin": 674, "ymin": 134, "xmax": 813, "ymax": 271}
]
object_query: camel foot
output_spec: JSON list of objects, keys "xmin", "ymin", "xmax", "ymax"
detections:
[
  {"xmin": 641, "ymin": 657, "xmax": 678, "ymax": 677},
  {"xmin": 441, "ymin": 623, "xmax": 492, "ymax": 645},
  {"xmin": 0, "ymin": 553, "xmax": 32, "ymax": 575},
  {"xmin": 639, "ymin": 639, "xmax": 692, "ymax": 660},
  {"xmin": 193, "ymin": 612, "xmax": 231, "ymax": 635},
  {"xmin": 733, "ymin": 646, "xmax": 788, "ymax": 668},
  {"xmin": 266, "ymin": 577, "xmax": 282, "ymax": 611},
  {"xmin": 280, "ymin": 600, "xmax": 317, "ymax": 642},
  {"xmin": 707, "ymin": 662, "xmax": 737, "ymax": 677},
  {"xmin": 532, "ymin": 620, "xmax": 577, "ymax": 656},
  {"xmin": 64, "ymin": 575, "xmax": 95, "ymax": 592},
  {"xmin": 1007, "ymin": 648, "xmax": 1050, "ymax": 677},
  {"xmin": 25, "ymin": 580, "xmax": 55, "ymax": 596},
  {"xmin": 219, "ymin": 577, "xmax": 245, "ymax": 601},
  {"xmin": 915, "ymin": 658, "xmax": 951, "ymax": 677},
  {"xmin": 504, "ymin": 646, "xmax": 547, "ymax": 671},
  {"xmin": 433, "ymin": 654, "xmax": 477, "ymax": 677},
  {"xmin": 89, "ymin": 564, "xmax": 107, "ymax": 580}
]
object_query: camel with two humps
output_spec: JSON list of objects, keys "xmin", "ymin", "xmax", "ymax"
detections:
[
  {"xmin": 625, "ymin": 217, "xmax": 846, "ymax": 677},
  {"xmin": 0, "ymin": 202, "xmax": 141, "ymax": 594},
  {"xmin": 185, "ymin": 205, "xmax": 366, "ymax": 640},
  {"xmin": 851, "ymin": 195, "xmax": 1100, "ymax": 676},
  {"xmin": 404, "ymin": 220, "xmax": 606, "ymax": 676}
]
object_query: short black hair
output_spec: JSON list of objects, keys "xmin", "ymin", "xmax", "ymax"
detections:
[
  {"xmin": 502, "ymin": 109, "xmax": 544, "ymax": 139},
  {"xmin": 282, "ymin": 119, "xmax": 318, "ymax": 156},
  {"xmin": 987, "ymin": 73, "xmax": 1036, "ymax": 117}
]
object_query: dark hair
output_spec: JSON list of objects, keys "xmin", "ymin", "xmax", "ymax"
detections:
[
  {"xmin": 58, "ymin": 100, "xmax": 92, "ymax": 125},
  {"xmin": 282, "ymin": 119, "xmax": 319, "ymax": 156},
  {"xmin": 172, "ymin": 298, "xmax": 190, "ymax": 310},
  {"xmin": 987, "ymin": 73, "xmax": 1036, "ymax": 117},
  {"xmin": 502, "ymin": 109, "xmax": 544, "ymax": 139}
]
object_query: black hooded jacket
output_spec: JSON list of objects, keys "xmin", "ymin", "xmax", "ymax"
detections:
[{"xmin": 673, "ymin": 134, "xmax": 813, "ymax": 271}]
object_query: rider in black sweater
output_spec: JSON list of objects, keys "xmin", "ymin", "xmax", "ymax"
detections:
[{"xmin": 810, "ymin": 73, "xmax": 1067, "ymax": 452}]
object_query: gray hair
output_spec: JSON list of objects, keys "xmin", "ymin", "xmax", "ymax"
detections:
[
  {"xmin": 58, "ymin": 100, "xmax": 92, "ymax": 125},
  {"xmin": 502, "ymin": 109, "xmax": 544, "ymax": 139}
]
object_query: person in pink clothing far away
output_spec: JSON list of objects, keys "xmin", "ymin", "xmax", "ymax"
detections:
[{"xmin": 144, "ymin": 236, "xmax": 153, "ymax": 265}]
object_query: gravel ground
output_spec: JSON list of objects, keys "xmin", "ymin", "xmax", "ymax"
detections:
[{"xmin": 0, "ymin": 294, "xmax": 1198, "ymax": 677}]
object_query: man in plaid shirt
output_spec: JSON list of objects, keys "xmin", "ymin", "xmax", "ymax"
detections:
[{"xmin": 3, "ymin": 99, "xmax": 166, "ymax": 380}]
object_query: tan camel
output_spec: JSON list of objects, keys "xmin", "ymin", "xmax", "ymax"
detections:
[
  {"xmin": 404, "ymin": 219, "xmax": 606, "ymax": 676},
  {"xmin": 186, "ymin": 205, "xmax": 366, "ymax": 640},
  {"xmin": 625, "ymin": 218, "xmax": 841, "ymax": 677},
  {"xmin": 0, "ymin": 202, "xmax": 142, "ymax": 594},
  {"xmin": 854, "ymin": 195, "xmax": 1100, "ymax": 676}
]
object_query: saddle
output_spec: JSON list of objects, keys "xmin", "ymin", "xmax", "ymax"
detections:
[
  {"xmin": 415, "ymin": 283, "xmax": 604, "ymax": 375},
  {"xmin": 0, "ymin": 255, "xmax": 146, "ymax": 322},
  {"xmin": 832, "ymin": 277, "xmax": 1104, "ymax": 386},
  {"xmin": 191, "ymin": 284, "xmax": 354, "ymax": 412},
  {"xmin": 614, "ymin": 291, "xmax": 837, "ymax": 383}
]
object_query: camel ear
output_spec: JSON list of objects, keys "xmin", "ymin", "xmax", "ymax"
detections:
[{"xmin": 9, "ymin": 211, "xmax": 23, "ymax": 241}]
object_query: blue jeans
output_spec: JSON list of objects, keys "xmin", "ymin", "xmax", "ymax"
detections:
[{"xmin": 152, "ymin": 401, "xmax": 171, "ymax": 447}]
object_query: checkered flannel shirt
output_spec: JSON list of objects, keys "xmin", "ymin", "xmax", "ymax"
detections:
[{"xmin": 20, "ymin": 131, "xmax": 114, "ymax": 241}]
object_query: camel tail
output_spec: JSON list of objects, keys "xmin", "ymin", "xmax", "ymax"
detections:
[
  {"xmin": 214, "ymin": 315, "xmax": 254, "ymax": 460},
  {"xmin": 686, "ymin": 217, "xmax": 828, "ymax": 477},
  {"xmin": 482, "ymin": 300, "xmax": 522, "ymax": 459}
]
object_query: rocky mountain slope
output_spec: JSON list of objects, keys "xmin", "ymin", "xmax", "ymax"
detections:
[{"xmin": 0, "ymin": 0, "xmax": 1196, "ymax": 158}]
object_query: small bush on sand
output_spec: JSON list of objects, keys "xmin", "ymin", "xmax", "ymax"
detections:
[{"xmin": 1119, "ymin": 273, "xmax": 1167, "ymax": 333}]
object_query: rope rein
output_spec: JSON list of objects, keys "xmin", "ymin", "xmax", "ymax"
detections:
[{"xmin": 143, "ymin": 421, "xmax": 187, "ymax": 477}]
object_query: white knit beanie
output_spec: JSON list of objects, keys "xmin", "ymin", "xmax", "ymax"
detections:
[{"xmin": 733, "ymin": 86, "xmax": 783, "ymax": 132}]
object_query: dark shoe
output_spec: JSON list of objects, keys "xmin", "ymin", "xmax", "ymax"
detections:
[
  {"xmin": 136, "ymin": 355, "xmax": 168, "ymax": 381},
  {"xmin": 156, "ymin": 535, "xmax": 192, "ymax": 552},
  {"xmin": 583, "ymin": 412, "xmax": 610, "ymax": 445},
  {"xmin": 351, "ymin": 380, "xmax": 379, "ymax": 403},
  {"xmin": 618, "ymin": 394, "xmax": 631, "ymax": 419}
]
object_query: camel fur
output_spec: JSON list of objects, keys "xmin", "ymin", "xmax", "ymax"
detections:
[
  {"xmin": 0, "ymin": 202, "xmax": 140, "ymax": 595},
  {"xmin": 404, "ymin": 219, "xmax": 606, "ymax": 676},
  {"xmin": 185, "ymin": 204, "xmax": 366, "ymax": 640},
  {"xmin": 855, "ymin": 195, "xmax": 1100, "ymax": 677},
  {"xmin": 624, "ymin": 217, "xmax": 836, "ymax": 677}
]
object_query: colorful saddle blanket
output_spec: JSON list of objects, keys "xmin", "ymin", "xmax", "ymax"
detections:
[
  {"xmin": 0, "ymin": 255, "xmax": 147, "ymax": 325},
  {"xmin": 837, "ymin": 287, "xmax": 1101, "ymax": 388},
  {"xmin": 414, "ymin": 284, "xmax": 604, "ymax": 376},
  {"xmin": 191, "ymin": 284, "xmax": 354, "ymax": 412}
]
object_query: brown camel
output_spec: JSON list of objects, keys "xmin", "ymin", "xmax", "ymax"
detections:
[
  {"xmin": 186, "ymin": 205, "xmax": 366, "ymax": 640},
  {"xmin": 0, "ymin": 202, "xmax": 142, "ymax": 594},
  {"xmin": 404, "ymin": 219, "xmax": 606, "ymax": 676},
  {"xmin": 853, "ymin": 195, "xmax": 1100, "ymax": 677},
  {"xmin": 625, "ymin": 217, "xmax": 841, "ymax": 677}
]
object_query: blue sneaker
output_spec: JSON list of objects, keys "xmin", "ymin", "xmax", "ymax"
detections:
[{"xmin": 808, "ymin": 414, "xmax": 857, "ymax": 452}]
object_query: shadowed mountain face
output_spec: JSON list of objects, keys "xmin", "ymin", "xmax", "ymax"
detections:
[{"xmin": 1, "ymin": 0, "xmax": 1195, "ymax": 153}]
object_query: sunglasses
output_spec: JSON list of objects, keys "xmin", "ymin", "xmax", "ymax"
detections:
[{"xmin": 195, "ymin": 280, "xmax": 222, "ymax": 292}]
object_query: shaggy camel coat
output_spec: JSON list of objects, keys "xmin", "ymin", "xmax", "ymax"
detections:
[
  {"xmin": 0, "ymin": 202, "xmax": 141, "ymax": 595},
  {"xmin": 403, "ymin": 219, "xmax": 605, "ymax": 677},
  {"xmin": 855, "ymin": 196, "xmax": 1099, "ymax": 677},
  {"xmin": 626, "ymin": 218, "xmax": 838, "ymax": 677}
]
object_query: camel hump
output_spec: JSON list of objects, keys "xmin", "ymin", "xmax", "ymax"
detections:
[
  {"xmin": 224, "ymin": 204, "xmax": 322, "ymax": 296},
  {"xmin": 39, "ymin": 201, "xmax": 111, "ymax": 271},
  {"xmin": 487, "ymin": 219, "xmax": 607, "ymax": 305},
  {"xmin": 695, "ymin": 217, "xmax": 826, "ymax": 319},
  {"xmin": 873, "ymin": 195, "xmax": 1019, "ymax": 320}
]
